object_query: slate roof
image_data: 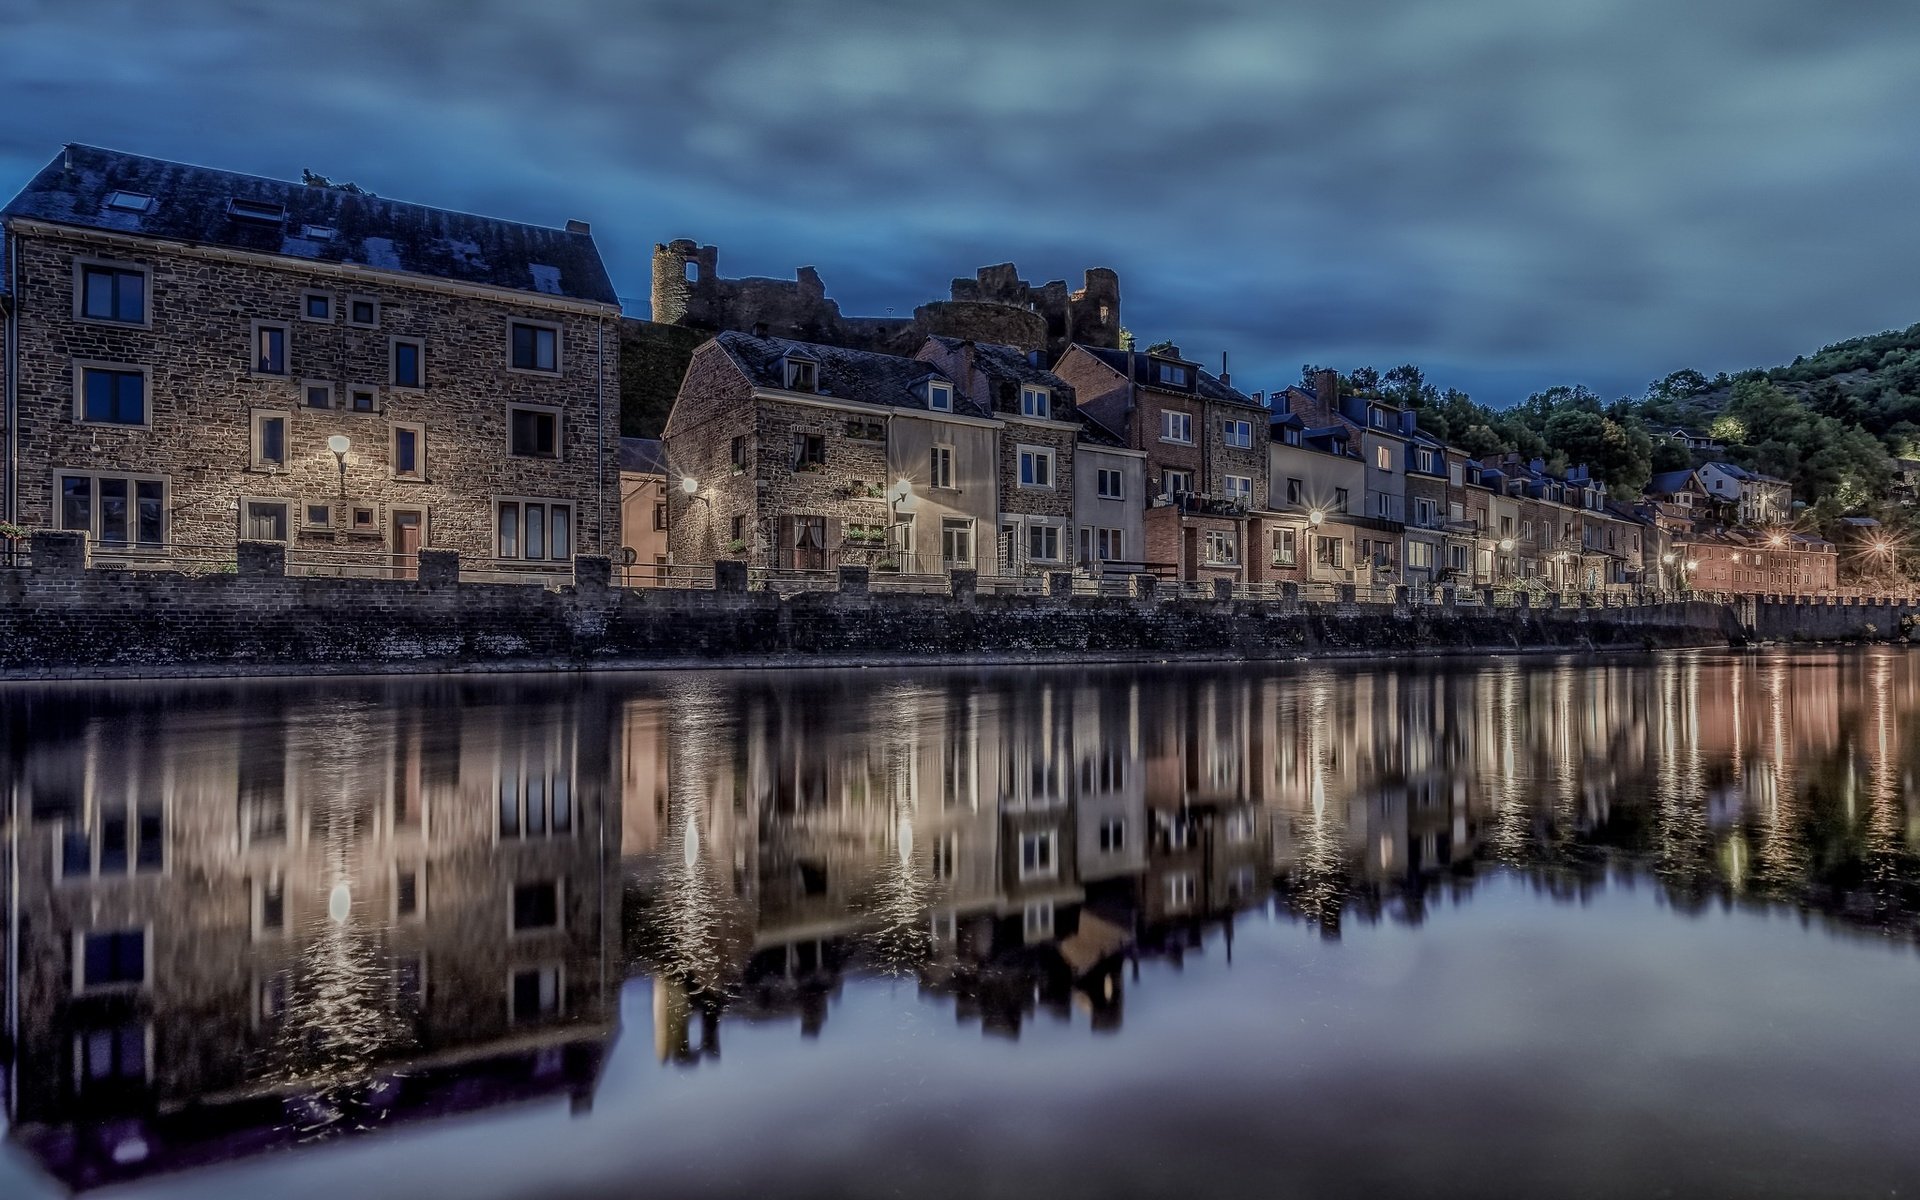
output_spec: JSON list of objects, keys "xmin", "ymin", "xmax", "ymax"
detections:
[
  {"xmin": 924, "ymin": 335, "xmax": 1068, "ymax": 392},
  {"xmin": 1703, "ymin": 461, "xmax": 1788, "ymax": 485},
  {"xmin": 714, "ymin": 330, "xmax": 978, "ymax": 416},
  {"xmin": 1, "ymin": 144, "xmax": 617, "ymax": 305},
  {"xmin": 1647, "ymin": 469, "xmax": 1700, "ymax": 496},
  {"xmin": 1077, "ymin": 347, "xmax": 1263, "ymax": 409},
  {"xmin": 619, "ymin": 436, "xmax": 668, "ymax": 475}
]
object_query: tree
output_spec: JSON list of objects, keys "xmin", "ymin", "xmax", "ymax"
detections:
[
  {"xmin": 1649, "ymin": 438, "xmax": 1692, "ymax": 474},
  {"xmin": 1344, "ymin": 366, "xmax": 1381, "ymax": 395}
]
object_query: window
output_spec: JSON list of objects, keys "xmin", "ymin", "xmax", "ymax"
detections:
[
  {"xmin": 351, "ymin": 506, "xmax": 378, "ymax": 533},
  {"xmin": 304, "ymin": 381, "xmax": 334, "ymax": 409},
  {"xmin": 729, "ymin": 514, "xmax": 745, "ymax": 541},
  {"xmin": 252, "ymin": 321, "xmax": 289, "ymax": 375},
  {"xmin": 1019, "ymin": 830, "xmax": 1057, "ymax": 879},
  {"xmin": 1160, "ymin": 410, "xmax": 1193, "ymax": 443},
  {"xmin": 509, "ymin": 320, "xmax": 561, "ymax": 373},
  {"xmin": 783, "ymin": 356, "xmax": 818, "ymax": 392},
  {"xmin": 1223, "ymin": 475, "xmax": 1252, "ymax": 505},
  {"xmin": 241, "ymin": 497, "xmax": 291, "ymax": 542},
  {"xmin": 76, "ymin": 261, "xmax": 148, "ymax": 324},
  {"xmin": 350, "ymin": 387, "xmax": 379, "ymax": 413},
  {"xmin": 791, "ymin": 432, "xmax": 826, "ymax": 470},
  {"xmin": 391, "ymin": 422, "xmax": 425, "ymax": 480},
  {"xmin": 941, "ymin": 518, "xmax": 973, "ymax": 566},
  {"xmin": 1167, "ymin": 872, "xmax": 1196, "ymax": 910},
  {"xmin": 512, "ymin": 880, "xmax": 562, "ymax": 933},
  {"xmin": 1152, "ymin": 360, "xmax": 1194, "ymax": 388},
  {"xmin": 1272, "ymin": 528, "xmax": 1296, "ymax": 566},
  {"xmin": 1028, "ymin": 523, "xmax": 1060, "ymax": 561},
  {"xmin": 510, "ymin": 966, "xmax": 562, "ymax": 1022},
  {"xmin": 730, "ymin": 436, "xmax": 747, "ymax": 469},
  {"xmin": 1414, "ymin": 498, "xmax": 1436, "ymax": 526},
  {"xmin": 1204, "ymin": 530, "xmax": 1238, "ymax": 565},
  {"xmin": 1024, "ymin": 900, "xmax": 1055, "ymax": 941},
  {"xmin": 105, "ymin": 190, "xmax": 152, "ymax": 212},
  {"xmin": 846, "ymin": 418, "xmax": 885, "ymax": 440},
  {"xmin": 227, "ymin": 196, "xmax": 286, "ymax": 224},
  {"xmin": 1334, "ymin": 487, "xmax": 1349, "ymax": 512},
  {"xmin": 929, "ymin": 445, "xmax": 954, "ymax": 489},
  {"xmin": 75, "ymin": 363, "xmax": 147, "ymax": 425},
  {"xmin": 1285, "ymin": 478, "xmax": 1303, "ymax": 505},
  {"xmin": 57, "ymin": 805, "xmax": 163, "ymax": 879},
  {"xmin": 1283, "ymin": 427, "xmax": 1302, "ymax": 446},
  {"xmin": 1225, "ymin": 809, "xmax": 1254, "ymax": 844},
  {"xmin": 77, "ymin": 930, "xmax": 147, "ymax": 991},
  {"xmin": 75, "ymin": 1022, "xmax": 148, "ymax": 1090},
  {"xmin": 932, "ymin": 834, "xmax": 959, "ymax": 881},
  {"xmin": 1418, "ymin": 449, "xmax": 1436, "ymax": 473},
  {"xmin": 254, "ymin": 876, "xmax": 286, "ymax": 936},
  {"xmin": 301, "ymin": 290, "xmax": 332, "ymax": 322},
  {"xmin": 389, "ymin": 337, "xmax": 424, "ymax": 388},
  {"xmin": 396, "ymin": 867, "xmax": 423, "ymax": 920},
  {"xmin": 1099, "ymin": 818, "xmax": 1126, "ymax": 853},
  {"xmin": 927, "ymin": 380, "xmax": 953, "ymax": 411},
  {"xmin": 1223, "ymin": 419, "xmax": 1253, "ymax": 448},
  {"xmin": 1408, "ymin": 541, "xmax": 1435, "ymax": 569},
  {"xmin": 348, "ymin": 295, "xmax": 380, "ymax": 328},
  {"xmin": 1449, "ymin": 462, "xmax": 1464, "ymax": 487},
  {"xmin": 1017, "ymin": 446, "xmax": 1055, "ymax": 489},
  {"xmin": 508, "ymin": 405, "xmax": 560, "ymax": 458},
  {"xmin": 251, "ymin": 410, "xmax": 289, "ymax": 471},
  {"xmin": 653, "ymin": 502, "xmax": 668, "ymax": 532},
  {"xmin": 1020, "ymin": 385, "xmax": 1050, "ymax": 418},
  {"xmin": 1096, "ymin": 528, "xmax": 1124, "ymax": 560},
  {"xmin": 496, "ymin": 499, "xmax": 573, "ymax": 562},
  {"xmin": 304, "ymin": 502, "xmax": 334, "ymax": 531},
  {"xmin": 1315, "ymin": 535, "xmax": 1345, "ymax": 568},
  {"xmin": 498, "ymin": 765, "xmax": 575, "ymax": 838},
  {"xmin": 1164, "ymin": 469, "xmax": 1194, "ymax": 498},
  {"xmin": 57, "ymin": 473, "xmax": 166, "ymax": 546},
  {"xmin": 301, "ymin": 224, "xmax": 336, "ymax": 242},
  {"xmin": 1096, "ymin": 467, "xmax": 1123, "ymax": 499},
  {"xmin": 1375, "ymin": 444, "xmax": 1392, "ymax": 472}
]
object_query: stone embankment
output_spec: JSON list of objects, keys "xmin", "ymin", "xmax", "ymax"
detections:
[{"xmin": 0, "ymin": 532, "xmax": 1761, "ymax": 680}]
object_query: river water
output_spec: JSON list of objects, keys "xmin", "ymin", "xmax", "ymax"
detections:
[{"xmin": 4, "ymin": 650, "xmax": 1919, "ymax": 1199}]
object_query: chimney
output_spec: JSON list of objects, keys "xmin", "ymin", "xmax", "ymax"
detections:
[
  {"xmin": 750, "ymin": 322, "xmax": 769, "ymax": 339},
  {"xmin": 1312, "ymin": 369, "xmax": 1339, "ymax": 410},
  {"xmin": 1028, "ymin": 349, "xmax": 1043, "ymax": 368},
  {"xmin": 1220, "ymin": 351, "xmax": 1230, "ymax": 387},
  {"xmin": 565, "ymin": 219, "xmax": 591, "ymax": 235}
]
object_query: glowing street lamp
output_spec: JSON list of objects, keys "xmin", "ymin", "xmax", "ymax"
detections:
[
  {"xmin": 680, "ymin": 475, "xmax": 698, "ymax": 495},
  {"xmin": 327, "ymin": 434, "xmax": 350, "ymax": 495},
  {"xmin": 1307, "ymin": 508, "xmax": 1326, "ymax": 528}
]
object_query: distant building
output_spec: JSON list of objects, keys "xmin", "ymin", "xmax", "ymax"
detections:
[
  {"xmin": 619, "ymin": 436, "xmax": 670, "ymax": 582},
  {"xmin": 1697, "ymin": 461, "xmax": 1791, "ymax": 526},
  {"xmin": 1679, "ymin": 530, "xmax": 1837, "ymax": 594}
]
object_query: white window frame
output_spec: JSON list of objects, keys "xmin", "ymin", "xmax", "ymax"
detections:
[
  {"xmin": 1223, "ymin": 475, "xmax": 1253, "ymax": 504},
  {"xmin": 1027, "ymin": 522, "xmax": 1062, "ymax": 562},
  {"xmin": 507, "ymin": 402, "xmax": 564, "ymax": 460},
  {"xmin": 388, "ymin": 335, "xmax": 426, "ymax": 389},
  {"xmin": 250, "ymin": 319, "xmax": 291, "ymax": 377},
  {"xmin": 1096, "ymin": 467, "xmax": 1123, "ymax": 500},
  {"xmin": 1163, "ymin": 469, "xmax": 1194, "ymax": 499},
  {"xmin": 783, "ymin": 356, "xmax": 818, "ymax": 392},
  {"xmin": 1020, "ymin": 385, "xmax": 1050, "ymax": 419},
  {"xmin": 929, "ymin": 444, "xmax": 955, "ymax": 489},
  {"xmin": 1223, "ymin": 419, "xmax": 1253, "ymax": 449},
  {"xmin": 495, "ymin": 496, "xmax": 576, "ymax": 563},
  {"xmin": 927, "ymin": 380, "xmax": 953, "ymax": 412},
  {"xmin": 507, "ymin": 317, "xmax": 564, "ymax": 376},
  {"xmin": 1019, "ymin": 829, "xmax": 1057, "ymax": 880},
  {"xmin": 300, "ymin": 289, "xmax": 334, "ymax": 324},
  {"xmin": 72, "ymin": 256, "xmax": 152, "ymax": 329},
  {"xmin": 1204, "ymin": 529, "xmax": 1238, "ymax": 565},
  {"xmin": 1449, "ymin": 462, "xmax": 1464, "ymax": 486},
  {"xmin": 250, "ymin": 408, "xmax": 291, "ymax": 472},
  {"xmin": 1096, "ymin": 527, "xmax": 1124, "ymax": 560},
  {"xmin": 54, "ymin": 469, "xmax": 169, "ymax": 548},
  {"xmin": 390, "ymin": 420, "xmax": 426, "ymax": 481},
  {"xmin": 1099, "ymin": 817, "xmax": 1127, "ymax": 853},
  {"xmin": 1017, "ymin": 445, "xmax": 1056, "ymax": 490},
  {"xmin": 1160, "ymin": 410, "xmax": 1194, "ymax": 444},
  {"xmin": 1273, "ymin": 527, "xmax": 1296, "ymax": 566},
  {"xmin": 347, "ymin": 294, "xmax": 381, "ymax": 329},
  {"xmin": 71, "ymin": 360, "xmax": 151, "ymax": 428},
  {"xmin": 941, "ymin": 517, "xmax": 974, "ymax": 567}
]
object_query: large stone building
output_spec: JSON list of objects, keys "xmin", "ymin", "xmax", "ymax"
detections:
[{"xmin": 1, "ymin": 145, "xmax": 621, "ymax": 573}]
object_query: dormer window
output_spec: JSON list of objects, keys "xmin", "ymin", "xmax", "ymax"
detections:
[
  {"xmin": 1283, "ymin": 428, "xmax": 1301, "ymax": 447},
  {"xmin": 1370, "ymin": 407, "xmax": 1386, "ymax": 428},
  {"xmin": 104, "ymin": 191, "xmax": 153, "ymax": 214},
  {"xmin": 927, "ymin": 380, "xmax": 953, "ymax": 412},
  {"xmin": 783, "ymin": 356, "xmax": 818, "ymax": 393},
  {"xmin": 1151, "ymin": 360, "xmax": 1193, "ymax": 389},
  {"xmin": 1020, "ymin": 385, "xmax": 1050, "ymax": 418},
  {"xmin": 300, "ymin": 224, "xmax": 336, "ymax": 242},
  {"xmin": 228, "ymin": 197, "xmax": 288, "ymax": 225}
]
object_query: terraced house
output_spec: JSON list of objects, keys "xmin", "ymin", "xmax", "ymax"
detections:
[{"xmin": 1, "ymin": 145, "xmax": 620, "ymax": 573}]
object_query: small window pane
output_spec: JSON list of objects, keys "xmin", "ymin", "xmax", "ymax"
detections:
[
  {"xmin": 135, "ymin": 481, "xmax": 164, "ymax": 545},
  {"xmin": 306, "ymin": 385, "xmax": 331, "ymax": 409},
  {"xmin": 395, "ymin": 427, "xmax": 418, "ymax": 475},
  {"xmin": 498, "ymin": 772, "xmax": 520, "ymax": 835},
  {"xmin": 98, "ymin": 477, "xmax": 129, "ymax": 545},
  {"xmin": 60, "ymin": 475, "xmax": 91, "ymax": 532},
  {"xmin": 498, "ymin": 504, "xmax": 520, "ymax": 558},
  {"xmin": 305, "ymin": 293, "xmax": 330, "ymax": 320},
  {"xmin": 525, "ymin": 504, "xmax": 546, "ymax": 559},
  {"xmin": 259, "ymin": 417, "xmax": 286, "ymax": 466},
  {"xmin": 394, "ymin": 341, "xmax": 421, "ymax": 387},
  {"xmin": 256, "ymin": 326, "xmax": 286, "ymax": 374},
  {"xmin": 550, "ymin": 506, "xmax": 570, "ymax": 559}
]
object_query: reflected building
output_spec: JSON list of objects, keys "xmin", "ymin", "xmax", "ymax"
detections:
[{"xmin": 2, "ymin": 681, "xmax": 623, "ymax": 1193}]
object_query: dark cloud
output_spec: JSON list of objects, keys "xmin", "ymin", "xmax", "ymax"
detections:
[{"xmin": 4, "ymin": 0, "xmax": 1918, "ymax": 403}]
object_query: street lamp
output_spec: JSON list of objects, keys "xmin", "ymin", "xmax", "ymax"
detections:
[
  {"xmin": 1307, "ymin": 508, "xmax": 1325, "ymax": 527},
  {"xmin": 327, "ymin": 434, "xmax": 350, "ymax": 495},
  {"xmin": 680, "ymin": 475, "xmax": 698, "ymax": 495}
]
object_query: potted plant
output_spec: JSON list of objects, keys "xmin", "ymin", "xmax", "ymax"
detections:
[{"xmin": 725, "ymin": 538, "xmax": 748, "ymax": 556}]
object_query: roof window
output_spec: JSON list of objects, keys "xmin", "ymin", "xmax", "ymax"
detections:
[
  {"xmin": 783, "ymin": 355, "xmax": 818, "ymax": 393},
  {"xmin": 104, "ymin": 191, "xmax": 153, "ymax": 213},
  {"xmin": 300, "ymin": 224, "xmax": 336, "ymax": 241},
  {"xmin": 228, "ymin": 197, "xmax": 288, "ymax": 225}
]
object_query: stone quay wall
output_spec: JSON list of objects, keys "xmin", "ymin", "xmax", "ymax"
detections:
[
  {"xmin": 1745, "ymin": 594, "xmax": 1920, "ymax": 642},
  {"xmin": 0, "ymin": 532, "xmax": 1744, "ymax": 680}
]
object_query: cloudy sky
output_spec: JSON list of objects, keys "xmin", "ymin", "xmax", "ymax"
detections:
[{"xmin": 4, "ymin": 0, "xmax": 1917, "ymax": 403}]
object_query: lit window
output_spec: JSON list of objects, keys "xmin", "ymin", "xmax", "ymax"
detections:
[
  {"xmin": 510, "ymin": 320, "xmax": 561, "ymax": 373},
  {"xmin": 1375, "ymin": 445, "xmax": 1391, "ymax": 471},
  {"xmin": 1020, "ymin": 386, "xmax": 1050, "ymax": 418}
]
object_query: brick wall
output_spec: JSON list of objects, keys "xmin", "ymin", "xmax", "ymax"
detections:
[{"xmin": 9, "ymin": 228, "xmax": 618, "ymax": 561}]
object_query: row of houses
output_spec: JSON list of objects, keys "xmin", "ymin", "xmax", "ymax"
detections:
[{"xmin": 0, "ymin": 143, "xmax": 1843, "ymax": 597}]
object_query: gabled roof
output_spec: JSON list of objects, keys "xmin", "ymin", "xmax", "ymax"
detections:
[
  {"xmin": 619, "ymin": 436, "xmax": 668, "ymax": 475},
  {"xmin": 714, "ymin": 330, "xmax": 978, "ymax": 415},
  {"xmin": 1646, "ymin": 469, "xmax": 1700, "ymax": 496},
  {"xmin": 924, "ymin": 335, "xmax": 1068, "ymax": 393},
  {"xmin": 1076, "ymin": 346, "xmax": 1263, "ymax": 409},
  {"xmin": 2, "ymin": 144, "xmax": 617, "ymax": 305}
]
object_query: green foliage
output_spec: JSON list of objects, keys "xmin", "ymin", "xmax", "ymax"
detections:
[
  {"xmin": 620, "ymin": 319, "xmax": 706, "ymax": 438},
  {"xmin": 1143, "ymin": 339, "xmax": 1178, "ymax": 357}
]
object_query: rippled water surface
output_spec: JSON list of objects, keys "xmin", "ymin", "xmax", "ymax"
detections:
[{"xmin": 6, "ymin": 650, "xmax": 1920, "ymax": 1199}]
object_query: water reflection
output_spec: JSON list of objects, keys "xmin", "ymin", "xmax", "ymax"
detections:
[{"xmin": 5, "ymin": 651, "xmax": 1920, "ymax": 1195}]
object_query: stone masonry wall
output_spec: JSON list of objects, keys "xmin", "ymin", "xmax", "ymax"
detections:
[{"xmin": 10, "ymin": 227, "xmax": 618, "ymax": 559}]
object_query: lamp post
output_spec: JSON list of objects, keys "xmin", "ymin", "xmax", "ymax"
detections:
[
  {"xmin": 327, "ymin": 434, "xmax": 350, "ymax": 496},
  {"xmin": 1497, "ymin": 537, "xmax": 1514, "ymax": 583}
]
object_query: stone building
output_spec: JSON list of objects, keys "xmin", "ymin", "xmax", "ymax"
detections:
[
  {"xmin": 1257, "ymin": 411, "xmax": 1370, "ymax": 587},
  {"xmin": 619, "ymin": 436, "xmax": 670, "ymax": 582},
  {"xmin": 0, "ymin": 144, "xmax": 621, "ymax": 573},
  {"xmin": 650, "ymin": 240, "xmax": 1121, "ymax": 362},
  {"xmin": 1403, "ymin": 432, "xmax": 1450, "ymax": 587},
  {"xmin": 1280, "ymin": 371, "xmax": 1409, "ymax": 585},
  {"xmin": 663, "ymin": 330, "xmax": 997, "ymax": 573},
  {"xmin": 1054, "ymin": 344, "xmax": 1270, "ymax": 583},
  {"xmin": 1678, "ymin": 530, "xmax": 1838, "ymax": 594}
]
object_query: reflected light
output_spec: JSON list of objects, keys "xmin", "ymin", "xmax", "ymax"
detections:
[{"xmin": 328, "ymin": 883, "xmax": 351, "ymax": 924}]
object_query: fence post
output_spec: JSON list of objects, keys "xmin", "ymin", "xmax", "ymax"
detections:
[
  {"xmin": 950, "ymin": 567, "xmax": 978, "ymax": 604},
  {"xmin": 1441, "ymin": 585, "xmax": 1456, "ymax": 609},
  {"xmin": 1047, "ymin": 571, "xmax": 1073, "ymax": 599},
  {"xmin": 715, "ymin": 561, "xmax": 748, "ymax": 593},
  {"xmin": 1282, "ymin": 581, "xmax": 1300, "ymax": 605},
  {"xmin": 572, "ymin": 554, "xmax": 612, "ymax": 590},
  {"xmin": 1212, "ymin": 577, "xmax": 1233, "ymax": 602},
  {"xmin": 417, "ymin": 548, "xmax": 460, "ymax": 586},
  {"xmin": 236, "ymin": 540, "xmax": 285, "ymax": 579},
  {"xmin": 1338, "ymin": 583, "xmax": 1356, "ymax": 605},
  {"xmin": 1393, "ymin": 585, "xmax": 1409, "ymax": 611},
  {"xmin": 29, "ymin": 529, "xmax": 89, "ymax": 574},
  {"xmin": 838, "ymin": 564, "xmax": 871, "ymax": 595},
  {"xmin": 1131, "ymin": 574, "xmax": 1158, "ymax": 601}
]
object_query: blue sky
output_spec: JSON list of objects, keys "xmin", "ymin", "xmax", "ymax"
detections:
[{"xmin": 4, "ymin": 0, "xmax": 1918, "ymax": 405}]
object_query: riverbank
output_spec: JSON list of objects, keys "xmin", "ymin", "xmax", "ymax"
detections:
[{"xmin": 0, "ymin": 541, "xmax": 1740, "ymax": 679}]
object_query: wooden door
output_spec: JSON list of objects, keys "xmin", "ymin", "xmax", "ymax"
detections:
[{"xmin": 391, "ymin": 510, "xmax": 422, "ymax": 579}]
